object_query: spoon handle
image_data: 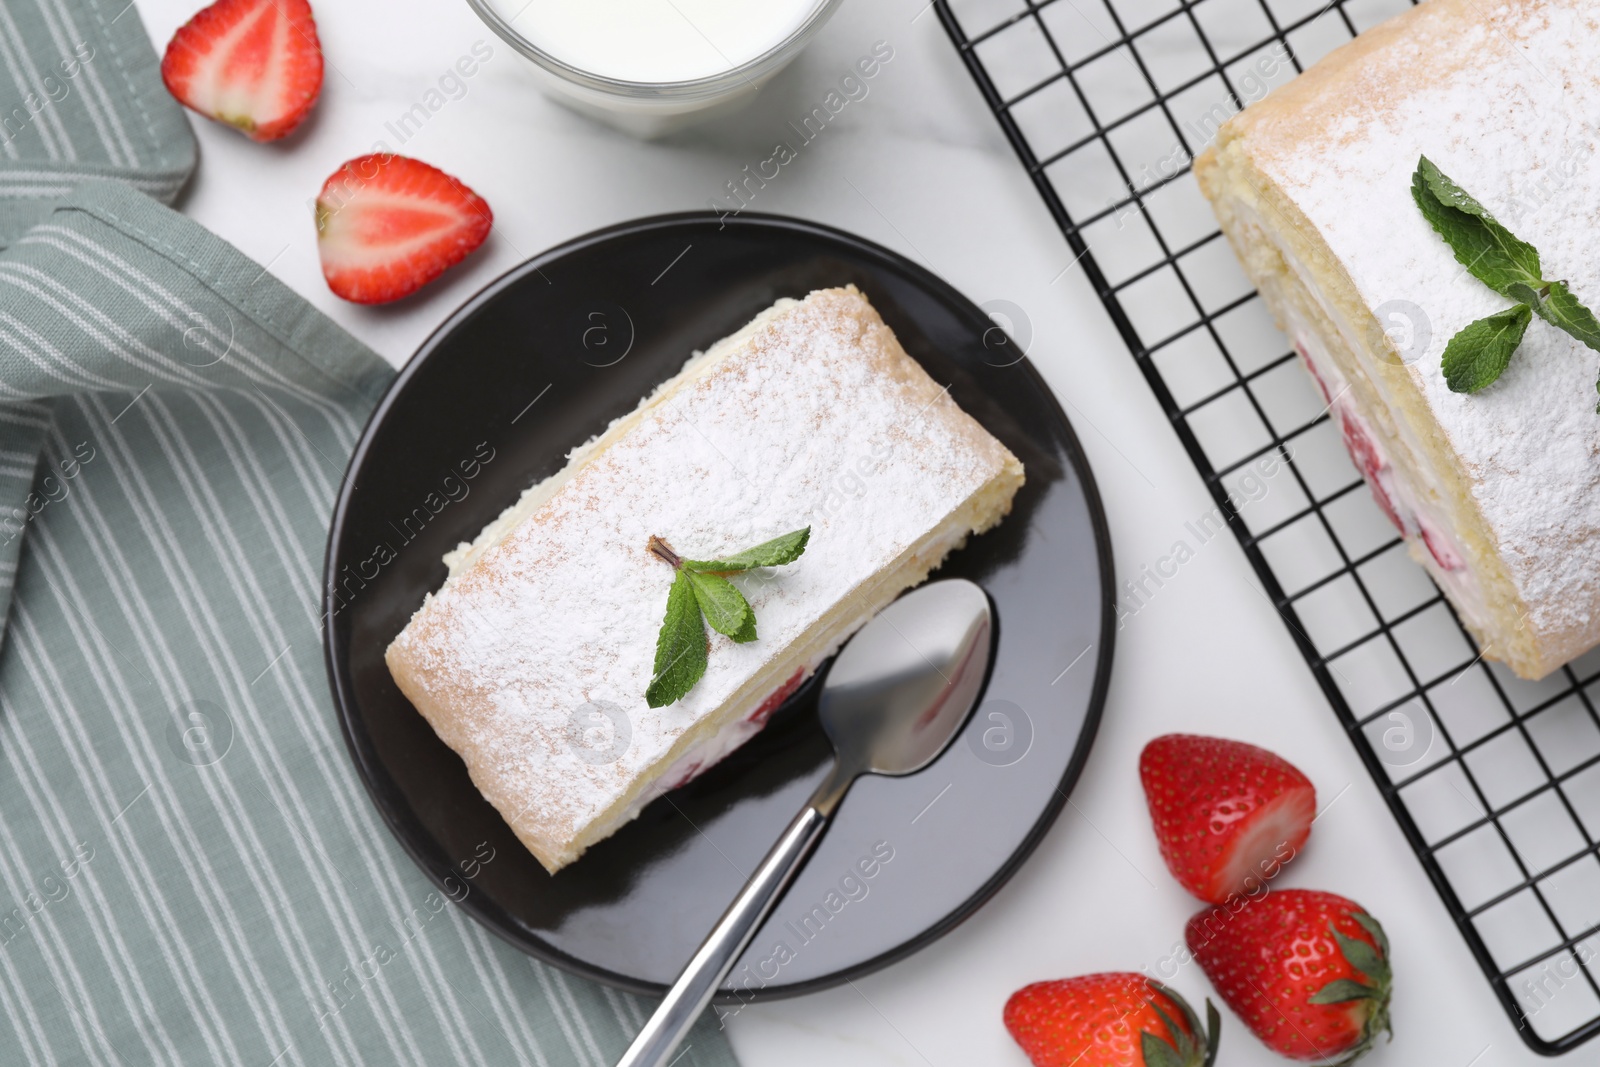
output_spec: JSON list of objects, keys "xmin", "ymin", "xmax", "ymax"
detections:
[{"xmin": 615, "ymin": 803, "xmax": 831, "ymax": 1067}]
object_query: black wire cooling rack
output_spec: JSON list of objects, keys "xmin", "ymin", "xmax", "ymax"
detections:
[{"xmin": 936, "ymin": 0, "xmax": 1600, "ymax": 1054}]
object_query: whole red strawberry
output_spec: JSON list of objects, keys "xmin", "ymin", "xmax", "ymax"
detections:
[
  {"xmin": 315, "ymin": 154, "xmax": 493, "ymax": 304},
  {"xmin": 162, "ymin": 0, "xmax": 323, "ymax": 142},
  {"xmin": 1140, "ymin": 734, "xmax": 1315, "ymax": 903},
  {"xmin": 1004, "ymin": 972, "xmax": 1219, "ymax": 1067},
  {"xmin": 1187, "ymin": 889, "xmax": 1391, "ymax": 1063}
]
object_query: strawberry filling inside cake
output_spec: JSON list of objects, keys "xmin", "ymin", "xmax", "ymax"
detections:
[
  {"xmin": 648, "ymin": 668, "xmax": 807, "ymax": 798},
  {"xmin": 1290, "ymin": 322, "xmax": 1483, "ymax": 629}
]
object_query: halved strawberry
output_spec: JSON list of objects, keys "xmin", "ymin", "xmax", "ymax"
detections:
[
  {"xmin": 161, "ymin": 0, "xmax": 323, "ymax": 142},
  {"xmin": 1140, "ymin": 734, "xmax": 1316, "ymax": 904},
  {"xmin": 315, "ymin": 154, "xmax": 493, "ymax": 305}
]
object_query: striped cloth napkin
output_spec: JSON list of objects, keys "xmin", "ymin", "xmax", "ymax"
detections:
[
  {"xmin": 0, "ymin": 0, "xmax": 192, "ymax": 245},
  {"xmin": 0, "ymin": 3, "xmax": 740, "ymax": 1066}
]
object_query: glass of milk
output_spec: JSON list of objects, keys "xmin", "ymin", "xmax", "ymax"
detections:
[{"xmin": 467, "ymin": 0, "xmax": 845, "ymax": 136}]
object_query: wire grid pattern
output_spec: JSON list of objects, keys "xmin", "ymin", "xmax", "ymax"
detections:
[{"xmin": 936, "ymin": 0, "xmax": 1600, "ymax": 1053}]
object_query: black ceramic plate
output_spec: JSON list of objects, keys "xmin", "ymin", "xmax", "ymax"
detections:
[{"xmin": 323, "ymin": 213, "xmax": 1113, "ymax": 1000}]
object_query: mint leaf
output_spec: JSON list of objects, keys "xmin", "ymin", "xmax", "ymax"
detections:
[
  {"xmin": 1503, "ymin": 280, "xmax": 1543, "ymax": 309},
  {"xmin": 645, "ymin": 526, "xmax": 809, "ymax": 703},
  {"xmin": 645, "ymin": 571, "xmax": 707, "ymax": 708},
  {"xmin": 684, "ymin": 570, "xmax": 757, "ymax": 643},
  {"xmin": 1417, "ymin": 156, "xmax": 1499, "ymax": 220},
  {"xmin": 686, "ymin": 527, "xmax": 810, "ymax": 573},
  {"xmin": 1538, "ymin": 281, "xmax": 1600, "ymax": 353},
  {"xmin": 1413, "ymin": 158, "xmax": 1542, "ymax": 296},
  {"xmin": 1411, "ymin": 156, "xmax": 1600, "ymax": 409},
  {"xmin": 1507, "ymin": 280, "xmax": 1600, "ymax": 410},
  {"xmin": 1440, "ymin": 305, "xmax": 1532, "ymax": 393}
]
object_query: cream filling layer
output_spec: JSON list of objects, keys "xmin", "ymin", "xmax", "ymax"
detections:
[{"xmin": 1267, "ymin": 269, "xmax": 1491, "ymax": 636}]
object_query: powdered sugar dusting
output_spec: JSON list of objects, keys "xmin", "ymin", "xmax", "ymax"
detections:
[
  {"xmin": 1252, "ymin": 0, "xmax": 1600, "ymax": 647},
  {"xmin": 387, "ymin": 287, "xmax": 1018, "ymax": 855}
]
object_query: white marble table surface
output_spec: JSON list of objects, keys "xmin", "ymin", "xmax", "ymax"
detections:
[{"xmin": 133, "ymin": 0, "xmax": 1555, "ymax": 1063}]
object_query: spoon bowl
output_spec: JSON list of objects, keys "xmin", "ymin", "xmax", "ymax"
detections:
[
  {"xmin": 616, "ymin": 579, "xmax": 995, "ymax": 1066},
  {"xmin": 819, "ymin": 579, "xmax": 994, "ymax": 780}
]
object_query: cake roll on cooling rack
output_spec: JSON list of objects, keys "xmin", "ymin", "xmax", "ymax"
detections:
[{"xmin": 1196, "ymin": 0, "xmax": 1600, "ymax": 679}]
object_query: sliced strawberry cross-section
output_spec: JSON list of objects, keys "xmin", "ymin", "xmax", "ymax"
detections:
[
  {"xmin": 315, "ymin": 154, "xmax": 493, "ymax": 305},
  {"xmin": 1140, "ymin": 733, "xmax": 1316, "ymax": 904},
  {"xmin": 161, "ymin": 0, "xmax": 323, "ymax": 142}
]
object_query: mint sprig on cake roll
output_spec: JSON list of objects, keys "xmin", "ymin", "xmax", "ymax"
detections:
[{"xmin": 1412, "ymin": 156, "xmax": 1600, "ymax": 402}]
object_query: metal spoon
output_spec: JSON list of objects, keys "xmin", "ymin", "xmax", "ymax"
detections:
[{"xmin": 616, "ymin": 578, "xmax": 994, "ymax": 1067}]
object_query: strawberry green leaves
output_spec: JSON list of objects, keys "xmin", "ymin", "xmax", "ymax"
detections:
[
  {"xmin": 644, "ymin": 528, "xmax": 809, "ymax": 707},
  {"xmin": 1305, "ymin": 912, "xmax": 1393, "ymax": 1067},
  {"xmin": 1140, "ymin": 982, "xmax": 1221, "ymax": 1067},
  {"xmin": 1412, "ymin": 157, "xmax": 1600, "ymax": 405}
]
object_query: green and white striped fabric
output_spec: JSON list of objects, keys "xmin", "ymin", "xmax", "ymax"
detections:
[
  {"xmin": 0, "ymin": 4, "xmax": 742, "ymax": 1066},
  {"xmin": 0, "ymin": 0, "xmax": 193, "ymax": 245}
]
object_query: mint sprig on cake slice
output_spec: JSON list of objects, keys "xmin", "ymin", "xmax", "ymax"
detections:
[
  {"xmin": 645, "ymin": 528, "xmax": 810, "ymax": 707},
  {"xmin": 1411, "ymin": 156, "xmax": 1600, "ymax": 403}
]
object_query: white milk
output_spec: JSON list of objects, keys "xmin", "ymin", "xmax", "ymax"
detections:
[{"xmin": 487, "ymin": 0, "xmax": 822, "ymax": 83}]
